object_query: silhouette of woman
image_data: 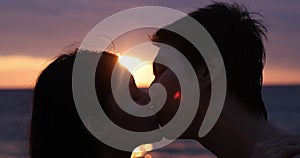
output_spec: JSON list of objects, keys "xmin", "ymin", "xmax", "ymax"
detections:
[{"xmin": 30, "ymin": 50, "xmax": 157, "ymax": 158}]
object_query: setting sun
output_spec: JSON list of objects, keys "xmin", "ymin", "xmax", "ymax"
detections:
[{"xmin": 118, "ymin": 55, "xmax": 142, "ymax": 73}]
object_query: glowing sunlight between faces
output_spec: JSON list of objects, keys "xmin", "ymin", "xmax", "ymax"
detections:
[{"xmin": 118, "ymin": 55, "xmax": 155, "ymax": 88}]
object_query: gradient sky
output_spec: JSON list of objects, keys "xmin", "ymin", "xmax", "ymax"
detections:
[{"xmin": 0, "ymin": 0, "xmax": 299, "ymax": 88}]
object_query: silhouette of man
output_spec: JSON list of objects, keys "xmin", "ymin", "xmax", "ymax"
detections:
[{"xmin": 151, "ymin": 2, "xmax": 300, "ymax": 158}]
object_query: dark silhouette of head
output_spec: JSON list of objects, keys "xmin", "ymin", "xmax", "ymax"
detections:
[
  {"xmin": 152, "ymin": 2, "xmax": 268, "ymax": 119},
  {"xmin": 30, "ymin": 50, "xmax": 127, "ymax": 158}
]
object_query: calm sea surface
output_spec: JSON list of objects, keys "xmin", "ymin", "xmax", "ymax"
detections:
[{"xmin": 0, "ymin": 86, "xmax": 299, "ymax": 158}]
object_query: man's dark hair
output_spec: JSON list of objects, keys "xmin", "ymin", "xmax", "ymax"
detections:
[{"xmin": 152, "ymin": 2, "xmax": 268, "ymax": 119}]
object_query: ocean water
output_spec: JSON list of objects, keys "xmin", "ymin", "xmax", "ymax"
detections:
[{"xmin": 0, "ymin": 86, "xmax": 299, "ymax": 158}]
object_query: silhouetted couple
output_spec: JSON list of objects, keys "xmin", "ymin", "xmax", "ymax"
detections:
[{"xmin": 30, "ymin": 2, "xmax": 300, "ymax": 158}]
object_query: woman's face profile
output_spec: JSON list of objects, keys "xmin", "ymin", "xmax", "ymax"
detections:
[{"xmin": 95, "ymin": 53, "xmax": 159, "ymax": 132}]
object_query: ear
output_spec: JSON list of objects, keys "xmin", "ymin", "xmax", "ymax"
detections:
[
  {"xmin": 197, "ymin": 56, "xmax": 222, "ymax": 81},
  {"xmin": 84, "ymin": 116, "xmax": 104, "ymax": 134},
  {"xmin": 197, "ymin": 64, "xmax": 210, "ymax": 80}
]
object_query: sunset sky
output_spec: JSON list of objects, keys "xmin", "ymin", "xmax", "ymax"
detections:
[{"xmin": 0, "ymin": 0, "xmax": 299, "ymax": 88}]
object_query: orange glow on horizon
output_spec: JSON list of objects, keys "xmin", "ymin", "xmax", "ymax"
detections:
[
  {"xmin": 0, "ymin": 55, "xmax": 52, "ymax": 89},
  {"xmin": 0, "ymin": 55, "xmax": 299, "ymax": 89},
  {"xmin": 263, "ymin": 67, "xmax": 300, "ymax": 85}
]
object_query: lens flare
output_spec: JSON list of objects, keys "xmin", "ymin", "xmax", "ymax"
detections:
[
  {"xmin": 173, "ymin": 91, "xmax": 181, "ymax": 100},
  {"xmin": 131, "ymin": 144, "xmax": 153, "ymax": 158}
]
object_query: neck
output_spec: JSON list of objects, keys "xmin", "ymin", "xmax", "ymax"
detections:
[{"xmin": 196, "ymin": 95, "xmax": 287, "ymax": 158}]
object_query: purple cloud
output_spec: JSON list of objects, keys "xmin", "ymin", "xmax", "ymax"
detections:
[{"xmin": 0, "ymin": 0, "xmax": 299, "ymax": 77}]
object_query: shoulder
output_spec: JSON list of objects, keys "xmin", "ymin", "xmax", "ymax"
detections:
[
  {"xmin": 251, "ymin": 134, "xmax": 300, "ymax": 158},
  {"xmin": 291, "ymin": 154, "xmax": 300, "ymax": 158}
]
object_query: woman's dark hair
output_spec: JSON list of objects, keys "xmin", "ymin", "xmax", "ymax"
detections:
[
  {"xmin": 30, "ymin": 50, "xmax": 120, "ymax": 157},
  {"xmin": 151, "ymin": 2, "xmax": 268, "ymax": 119}
]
